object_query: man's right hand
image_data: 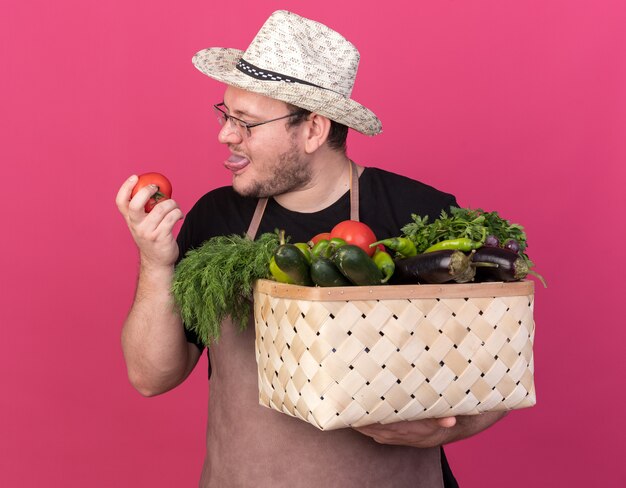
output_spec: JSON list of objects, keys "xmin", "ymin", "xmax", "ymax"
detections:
[
  {"xmin": 115, "ymin": 175, "xmax": 184, "ymax": 268},
  {"xmin": 116, "ymin": 175, "xmax": 199, "ymax": 397}
]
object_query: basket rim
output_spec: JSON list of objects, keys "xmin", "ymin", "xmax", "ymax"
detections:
[{"xmin": 254, "ymin": 279, "xmax": 534, "ymax": 301}]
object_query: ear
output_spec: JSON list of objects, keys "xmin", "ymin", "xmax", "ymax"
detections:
[{"xmin": 303, "ymin": 113, "xmax": 332, "ymax": 154}]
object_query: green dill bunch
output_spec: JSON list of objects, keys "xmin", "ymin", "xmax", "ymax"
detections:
[{"xmin": 171, "ymin": 231, "xmax": 280, "ymax": 347}]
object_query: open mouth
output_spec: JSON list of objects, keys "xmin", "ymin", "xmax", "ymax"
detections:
[{"xmin": 224, "ymin": 153, "xmax": 250, "ymax": 173}]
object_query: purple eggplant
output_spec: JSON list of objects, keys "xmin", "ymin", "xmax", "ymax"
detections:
[
  {"xmin": 484, "ymin": 235, "xmax": 500, "ymax": 248},
  {"xmin": 472, "ymin": 247, "xmax": 528, "ymax": 281},
  {"xmin": 504, "ymin": 239, "xmax": 521, "ymax": 254},
  {"xmin": 392, "ymin": 250, "xmax": 474, "ymax": 284},
  {"xmin": 472, "ymin": 247, "xmax": 547, "ymax": 287}
]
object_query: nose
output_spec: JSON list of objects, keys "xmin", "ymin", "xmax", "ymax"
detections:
[{"xmin": 217, "ymin": 122, "xmax": 243, "ymax": 145}]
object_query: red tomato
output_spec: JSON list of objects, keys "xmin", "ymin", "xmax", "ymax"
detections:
[
  {"xmin": 330, "ymin": 220, "xmax": 377, "ymax": 257},
  {"xmin": 309, "ymin": 232, "xmax": 331, "ymax": 245},
  {"xmin": 131, "ymin": 172, "xmax": 172, "ymax": 212}
]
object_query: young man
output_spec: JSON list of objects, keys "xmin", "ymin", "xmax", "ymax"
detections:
[{"xmin": 116, "ymin": 10, "xmax": 506, "ymax": 487}]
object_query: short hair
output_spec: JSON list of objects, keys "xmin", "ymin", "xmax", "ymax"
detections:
[{"xmin": 285, "ymin": 104, "xmax": 349, "ymax": 152}]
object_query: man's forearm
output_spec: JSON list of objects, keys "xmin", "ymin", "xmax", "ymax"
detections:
[{"xmin": 122, "ymin": 263, "xmax": 198, "ymax": 396}]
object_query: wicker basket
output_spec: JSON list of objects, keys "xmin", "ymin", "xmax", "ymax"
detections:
[{"xmin": 253, "ymin": 279, "xmax": 536, "ymax": 431}]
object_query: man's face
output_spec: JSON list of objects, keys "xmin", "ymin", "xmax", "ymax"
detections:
[{"xmin": 218, "ymin": 86, "xmax": 312, "ymax": 198}]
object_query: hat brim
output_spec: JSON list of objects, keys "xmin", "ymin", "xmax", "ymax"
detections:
[{"xmin": 192, "ymin": 48, "xmax": 382, "ymax": 136}]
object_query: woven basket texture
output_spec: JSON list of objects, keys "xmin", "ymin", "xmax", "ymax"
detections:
[{"xmin": 253, "ymin": 280, "xmax": 536, "ymax": 431}]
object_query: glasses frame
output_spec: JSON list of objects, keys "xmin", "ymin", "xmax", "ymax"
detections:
[{"xmin": 213, "ymin": 102, "xmax": 304, "ymax": 138}]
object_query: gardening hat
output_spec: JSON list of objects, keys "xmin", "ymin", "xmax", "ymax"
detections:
[{"xmin": 192, "ymin": 10, "xmax": 382, "ymax": 136}]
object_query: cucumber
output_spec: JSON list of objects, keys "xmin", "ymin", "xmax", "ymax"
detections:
[
  {"xmin": 310, "ymin": 257, "xmax": 352, "ymax": 287},
  {"xmin": 332, "ymin": 245, "xmax": 383, "ymax": 286},
  {"xmin": 274, "ymin": 244, "xmax": 313, "ymax": 286}
]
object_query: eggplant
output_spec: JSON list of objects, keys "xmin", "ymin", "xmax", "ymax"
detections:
[
  {"xmin": 391, "ymin": 250, "xmax": 474, "ymax": 284},
  {"xmin": 503, "ymin": 239, "xmax": 521, "ymax": 254},
  {"xmin": 484, "ymin": 235, "xmax": 500, "ymax": 248},
  {"xmin": 472, "ymin": 247, "xmax": 528, "ymax": 282}
]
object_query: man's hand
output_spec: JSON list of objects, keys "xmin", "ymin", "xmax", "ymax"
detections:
[
  {"xmin": 115, "ymin": 175, "xmax": 184, "ymax": 268},
  {"xmin": 115, "ymin": 175, "xmax": 198, "ymax": 397},
  {"xmin": 354, "ymin": 416, "xmax": 457, "ymax": 448},
  {"xmin": 354, "ymin": 411, "xmax": 507, "ymax": 448}
]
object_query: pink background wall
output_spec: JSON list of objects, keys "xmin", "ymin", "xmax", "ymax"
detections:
[{"xmin": 2, "ymin": 0, "xmax": 624, "ymax": 486}]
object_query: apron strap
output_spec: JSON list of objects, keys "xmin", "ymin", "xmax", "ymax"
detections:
[
  {"xmin": 349, "ymin": 160, "xmax": 360, "ymax": 222},
  {"xmin": 246, "ymin": 196, "xmax": 268, "ymax": 240},
  {"xmin": 246, "ymin": 160, "xmax": 360, "ymax": 240}
]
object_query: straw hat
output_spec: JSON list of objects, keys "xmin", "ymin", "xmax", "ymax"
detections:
[{"xmin": 192, "ymin": 10, "xmax": 382, "ymax": 136}]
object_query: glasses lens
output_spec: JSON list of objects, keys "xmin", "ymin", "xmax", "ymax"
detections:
[
  {"xmin": 214, "ymin": 106, "xmax": 227, "ymax": 126},
  {"xmin": 240, "ymin": 121, "xmax": 252, "ymax": 138},
  {"xmin": 213, "ymin": 105, "xmax": 250, "ymax": 137}
]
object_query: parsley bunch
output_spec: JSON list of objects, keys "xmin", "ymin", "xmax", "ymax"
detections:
[{"xmin": 401, "ymin": 207, "xmax": 530, "ymax": 260}]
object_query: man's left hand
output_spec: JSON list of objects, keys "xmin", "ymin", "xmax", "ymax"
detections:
[{"xmin": 354, "ymin": 411, "xmax": 507, "ymax": 448}]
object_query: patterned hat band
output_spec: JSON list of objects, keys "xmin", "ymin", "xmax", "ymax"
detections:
[{"xmin": 236, "ymin": 59, "xmax": 343, "ymax": 97}]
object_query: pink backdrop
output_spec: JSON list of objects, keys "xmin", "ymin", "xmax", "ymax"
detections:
[{"xmin": 2, "ymin": 0, "xmax": 625, "ymax": 486}]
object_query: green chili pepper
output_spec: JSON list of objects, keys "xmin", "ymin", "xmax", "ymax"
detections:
[
  {"xmin": 328, "ymin": 237, "xmax": 347, "ymax": 249},
  {"xmin": 313, "ymin": 237, "xmax": 347, "ymax": 259},
  {"xmin": 424, "ymin": 238, "xmax": 483, "ymax": 253},
  {"xmin": 311, "ymin": 239, "xmax": 330, "ymax": 259},
  {"xmin": 372, "ymin": 249, "xmax": 395, "ymax": 284},
  {"xmin": 370, "ymin": 237, "xmax": 417, "ymax": 258}
]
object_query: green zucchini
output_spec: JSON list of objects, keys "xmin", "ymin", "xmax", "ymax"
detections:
[
  {"xmin": 269, "ymin": 256, "xmax": 294, "ymax": 284},
  {"xmin": 294, "ymin": 243, "xmax": 312, "ymax": 264},
  {"xmin": 310, "ymin": 257, "xmax": 352, "ymax": 287},
  {"xmin": 332, "ymin": 245, "xmax": 383, "ymax": 286},
  {"xmin": 274, "ymin": 244, "xmax": 313, "ymax": 286}
]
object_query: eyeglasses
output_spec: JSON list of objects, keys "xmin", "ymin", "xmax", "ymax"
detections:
[{"xmin": 213, "ymin": 102, "xmax": 303, "ymax": 138}]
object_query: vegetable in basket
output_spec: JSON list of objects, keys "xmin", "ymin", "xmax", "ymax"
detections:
[
  {"xmin": 171, "ymin": 231, "xmax": 280, "ymax": 346},
  {"xmin": 274, "ymin": 243, "xmax": 313, "ymax": 287},
  {"xmin": 269, "ymin": 256, "xmax": 294, "ymax": 284},
  {"xmin": 330, "ymin": 220, "xmax": 378, "ymax": 257},
  {"xmin": 402, "ymin": 207, "xmax": 528, "ymax": 258},
  {"xmin": 372, "ymin": 249, "xmax": 395, "ymax": 283},
  {"xmin": 393, "ymin": 206, "xmax": 546, "ymax": 285},
  {"xmin": 308, "ymin": 232, "xmax": 331, "ymax": 246},
  {"xmin": 311, "ymin": 237, "xmax": 347, "ymax": 259},
  {"xmin": 424, "ymin": 234, "xmax": 485, "ymax": 253},
  {"xmin": 472, "ymin": 247, "xmax": 547, "ymax": 287},
  {"xmin": 392, "ymin": 250, "xmax": 475, "ymax": 284},
  {"xmin": 332, "ymin": 245, "xmax": 383, "ymax": 286},
  {"xmin": 369, "ymin": 237, "xmax": 417, "ymax": 258},
  {"xmin": 310, "ymin": 257, "xmax": 352, "ymax": 287},
  {"xmin": 294, "ymin": 243, "xmax": 313, "ymax": 264}
]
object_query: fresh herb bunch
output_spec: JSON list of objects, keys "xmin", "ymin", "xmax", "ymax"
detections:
[
  {"xmin": 171, "ymin": 231, "xmax": 280, "ymax": 346},
  {"xmin": 401, "ymin": 207, "xmax": 531, "ymax": 261}
]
